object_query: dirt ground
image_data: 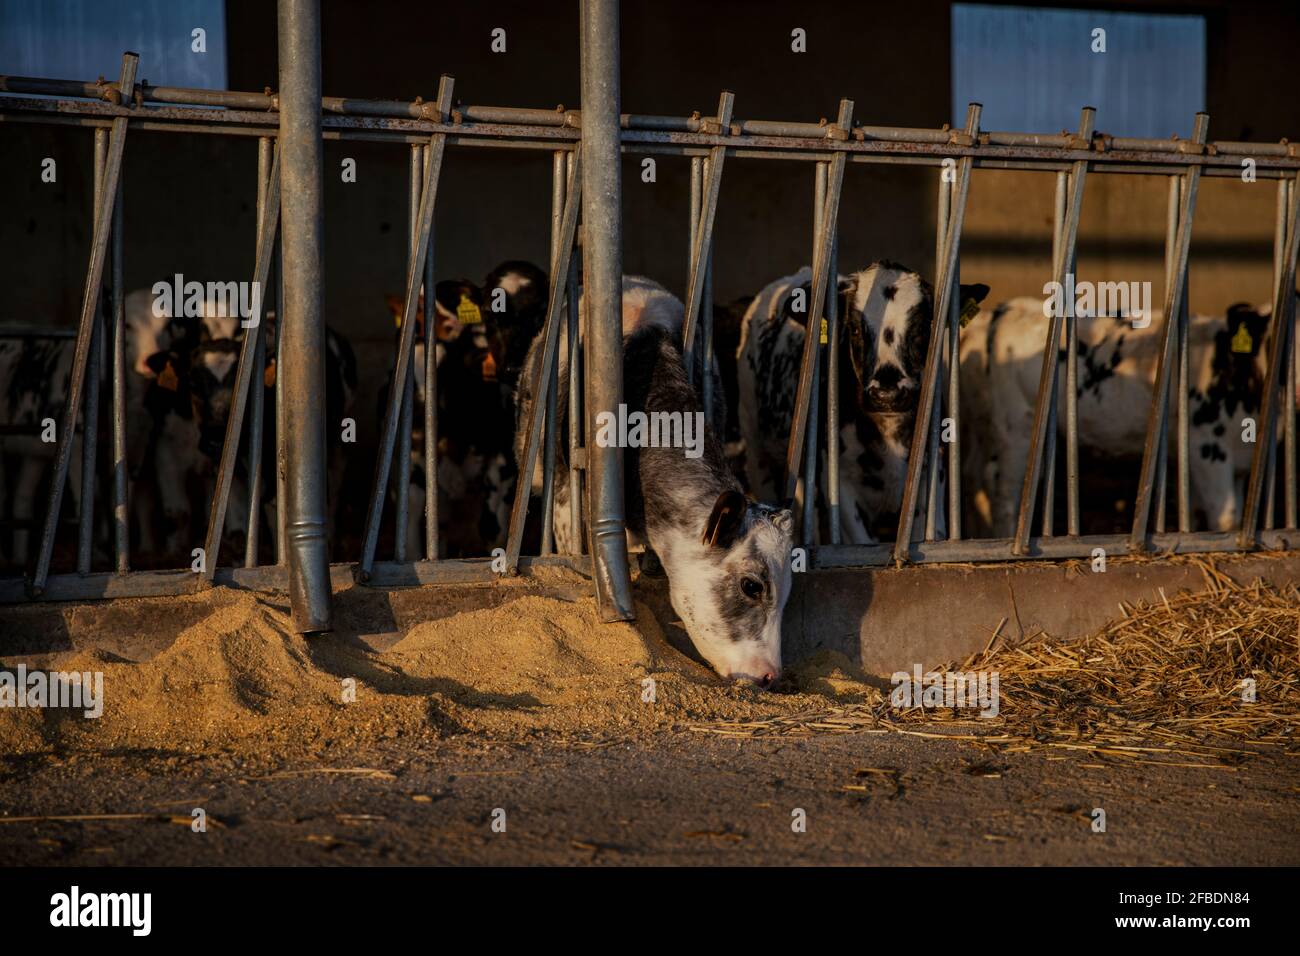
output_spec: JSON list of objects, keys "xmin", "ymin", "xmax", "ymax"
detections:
[{"xmin": 1, "ymin": 573, "xmax": 1297, "ymax": 866}]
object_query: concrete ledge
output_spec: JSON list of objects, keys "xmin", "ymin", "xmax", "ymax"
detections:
[{"xmin": 784, "ymin": 552, "xmax": 1300, "ymax": 674}]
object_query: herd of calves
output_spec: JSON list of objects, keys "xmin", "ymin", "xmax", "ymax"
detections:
[{"xmin": 0, "ymin": 257, "xmax": 1284, "ymax": 573}]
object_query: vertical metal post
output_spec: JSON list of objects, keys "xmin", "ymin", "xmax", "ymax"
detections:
[
  {"xmin": 1041, "ymin": 178, "xmax": 1060, "ymax": 539},
  {"xmin": 78, "ymin": 129, "xmax": 108, "ymax": 574},
  {"xmin": 277, "ymin": 0, "xmax": 331, "ymax": 630},
  {"xmin": 541, "ymin": 151, "xmax": 565, "ymax": 555},
  {"xmin": 682, "ymin": 92, "xmax": 734, "ymax": 378},
  {"xmin": 32, "ymin": 52, "xmax": 136, "ymax": 596},
  {"xmin": 275, "ymin": 225, "xmax": 287, "ymax": 565},
  {"xmin": 1132, "ymin": 113, "xmax": 1210, "ymax": 550},
  {"xmin": 804, "ymin": 163, "xmax": 826, "ymax": 544},
  {"xmin": 110, "ymin": 144, "xmax": 127, "ymax": 572},
  {"xmin": 245, "ymin": 136, "xmax": 272, "ymax": 567},
  {"xmin": 395, "ymin": 144, "xmax": 420, "ymax": 562},
  {"xmin": 1013, "ymin": 107, "xmax": 1094, "ymax": 555},
  {"xmin": 566, "ymin": 150, "xmax": 584, "ymax": 554},
  {"xmin": 1282, "ymin": 178, "xmax": 1297, "ymax": 529},
  {"xmin": 1062, "ymin": 171, "xmax": 1080, "ymax": 536},
  {"xmin": 944, "ymin": 176, "xmax": 962, "ymax": 540},
  {"xmin": 896, "ymin": 103, "xmax": 977, "ymax": 559},
  {"xmin": 1265, "ymin": 176, "xmax": 1290, "ymax": 530},
  {"xmin": 826, "ymin": 229, "xmax": 842, "ymax": 544},
  {"xmin": 785, "ymin": 99, "xmax": 854, "ymax": 503},
  {"xmin": 423, "ymin": 144, "xmax": 439, "ymax": 561},
  {"xmin": 580, "ymin": 0, "xmax": 633, "ymax": 620},
  {"xmin": 928, "ymin": 168, "xmax": 951, "ymax": 542},
  {"xmin": 1154, "ymin": 176, "xmax": 1178, "ymax": 533}
]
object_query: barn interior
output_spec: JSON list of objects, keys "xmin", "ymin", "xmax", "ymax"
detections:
[{"xmin": 4, "ymin": 0, "xmax": 1298, "ymax": 572}]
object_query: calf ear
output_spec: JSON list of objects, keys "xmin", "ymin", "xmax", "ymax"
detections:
[
  {"xmin": 702, "ymin": 489, "xmax": 748, "ymax": 549},
  {"xmin": 770, "ymin": 508, "xmax": 794, "ymax": 535},
  {"xmin": 957, "ymin": 283, "xmax": 990, "ymax": 327}
]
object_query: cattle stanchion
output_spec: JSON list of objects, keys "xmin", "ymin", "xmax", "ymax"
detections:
[
  {"xmin": 566, "ymin": 155, "xmax": 584, "ymax": 556},
  {"xmin": 927, "ymin": 165, "xmax": 951, "ymax": 542},
  {"xmin": 540, "ymin": 150, "xmax": 567, "ymax": 555},
  {"xmin": 826, "ymin": 231, "xmax": 842, "ymax": 545},
  {"xmin": 802, "ymin": 162, "xmax": 827, "ymax": 545},
  {"xmin": 394, "ymin": 143, "xmax": 422, "ymax": 563},
  {"xmin": 200, "ymin": 146, "xmax": 280, "ymax": 582},
  {"xmin": 895, "ymin": 102, "xmax": 978, "ymax": 562},
  {"xmin": 31, "ymin": 52, "xmax": 137, "ymax": 597},
  {"xmin": 785, "ymin": 99, "xmax": 854, "ymax": 507},
  {"xmin": 1264, "ymin": 175, "xmax": 1292, "ymax": 530},
  {"xmin": 422, "ymin": 140, "xmax": 440, "ymax": 561},
  {"xmin": 244, "ymin": 136, "xmax": 274, "ymax": 568},
  {"xmin": 580, "ymin": 0, "xmax": 634, "ymax": 621},
  {"xmin": 682, "ymin": 92, "xmax": 733, "ymax": 388},
  {"xmin": 277, "ymin": 0, "xmax": 333, "ymax": 632},
  {"xmin": 1239, "ymin": 170, "xmax": 1300, "ymax": 547},
  {"xmin": 1013, "ymin": 107, "xmax": 1095, "ymax": 556},
  {"xmin": 78, "ymin": 127, "xmax": 108, "ymax": 575},
  {"xmin": 505, "ymin": 149, "xmax": 583, "ymax": 572},
  {"xmin": 110, "ymin": 138, "xmax": 128, "ymax": 572},
  {"xmin": 1153, "ymin": 176, "xmax": 1177, "ymax": 533},
  {"xmin": 1131, "ymin": 113, "xmax": 1210, "ymax": 551},
  {"xmin": 358, "ymin": 76, "xmax": 453, "ymax": 582},
  {"xmin": 939, "ymin": 169, "xmax": 963, "ymax": 541},
  {"xmin": 1281, "ymin": 178, "xmax": 1297, "ymax": 530}
]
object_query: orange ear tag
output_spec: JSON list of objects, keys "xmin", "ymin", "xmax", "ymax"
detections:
[
  {"xmin": 264, "ymin": 357, "xmax": 278, "ymax": 388},
  {"xmin": 481, "ymin": 351, "xmax": 498, "ymax": 382},
  {"xmin": 158, "ymin": 360, "xmax": 179, "ymax": 392}
]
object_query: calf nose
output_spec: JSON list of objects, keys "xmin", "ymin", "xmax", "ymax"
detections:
[{"xmin": 758, "ymin": 671, "xmax": 777, "ymax": 690}]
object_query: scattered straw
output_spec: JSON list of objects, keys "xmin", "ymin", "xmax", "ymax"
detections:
[{"xmin": 692, "ymin": 570, "xmax": 1300, "ymax": 766}]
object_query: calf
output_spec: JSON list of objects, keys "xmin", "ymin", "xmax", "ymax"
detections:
[
  {"xmin": 737, "ymin": 263, "xmax": 987, "ymax": 544},
  {"xmin": 959, "ymin": 298, "xmax": 1271, "ymax": 536},
  {"xmin": 382, "ymin": 279, "xmax": 513, "ymax": 557},
  {"xmin": 515, "ymin": 276, "xmax": 794, "ymax": 685}
]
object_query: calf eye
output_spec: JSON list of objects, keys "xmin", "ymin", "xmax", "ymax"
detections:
[{"xmin": 740, "ymin": 577, "xmax": 764, "ymax": 601}]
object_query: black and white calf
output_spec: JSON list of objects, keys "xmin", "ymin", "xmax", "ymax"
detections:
[
  {"xmin": 959, "ymin": 298, "xmax": 1272, "ymax": 536},
  {"xmin": 737, "ymin": 263, "xmax": 987, "ymax": 544},
  {"xmin": 515, "ymin": 276, "xmax": 795, "ymax": 686}
]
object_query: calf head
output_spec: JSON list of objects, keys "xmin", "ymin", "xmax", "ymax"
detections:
[
  {"xmin": 188, "ymin": 332, "xmax": 241, "ymax": 461},
  {"xmin": 820, "ymin": 262, "xmax": 987, "ymax": 414},
  {"xmin": 1208, "ymin": 303, "xmax": 1270, "ymax": 418},
  {"xmin": 482, "ymin": 260, "xmax": 549, "ymax": 388},
  {"xmin": 658, "ymin": 488, "xmax": 795, "ymax": 688}
]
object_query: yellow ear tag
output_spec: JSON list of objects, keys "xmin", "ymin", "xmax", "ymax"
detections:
[
  {"xmin": 457, "ymin": 293, "xmax": 483, "ymax": 325},
  {"xmin": 959, "ymin": 297, "xmax": 981, "ymax": 328},
  {"xmin": 819, "ymin": 317, "xmax": 829, "ymax": 345},
  {"xmin": 1231, "ymin": 323, "xmax": 1253, "ymax": 354}
]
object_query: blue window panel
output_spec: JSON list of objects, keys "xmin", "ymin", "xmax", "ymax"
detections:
[
  {"xmin": 0, "ymin": 0, "xmax": 226, "ymax": 90},
  {"xmin": 952, "ymin": 3, "xmax": 1205, "ymax": 139}
]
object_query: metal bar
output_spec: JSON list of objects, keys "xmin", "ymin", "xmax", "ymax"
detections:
[
  {"xmin": 1267, "ymin": 177, "xmax": 1290, "ymax": 531},
  {"xmin": 1240, "ymin": 172, "xmax": 1300, "ymax": 546},
  {"xmin": 566, "ymin": 151, "xmax": 583, "ymax": 555},
  {"xmin": 31, "ymin": 52, "xmax": 137, "ymax": 597},
  {"xmin": 1131, "ymin": 114, "xmax": 1211, "ymax": 550},
  {"xmin": 1013, "ymin": 107, "xmax": 1095, "ymax": 555},
  {"xmin": 579, "ymin": 0, "xmax": 633, "ymax": 621},
  {"xmin": 895, "ymin": 103, "xmax": 978, "ymax": 560},
  {"xmin": 1177, "ymin": 201, "xmax": 1192, "ymax": 533},
  {"xmin": 804, "ymin": 163, "xmax": 827, "ymax": 544},
  {"xmin": 701, "ymin": 161, "xmax": 715, "ymax": 427},
  {"xmin": 541, "ymin": 150, "xmax": 565, "ymax": 555},
  {"xmin": 681, "ymin": 91, "xmax": 734, "ymax": 378},
  {"xmin": 423, "ymin": 141, "xmax": 439, "ymax": 561},
  {"xmin": 504, "ymin": 149, "xmax": 582, "ymax": 571},
  {"xmin": 245, "ymin": 137, "xmax": 272, "ymax": 567},
  {"xmin": 274, "ymin": 219, "xmax": 286, "ymax": 565},
  {"xmin": 394, "ymin": 143, "xmax": 420, "ymax": 562},
  {"xmin": 826, "ymin": 229, "xmax": 842, "ymax": 545},
  {"xmin": 1154, "ymin": 177, "xmax": 1178, "ymax": 533},
  {"xmin": 785, "ymin": 99, "xmax": 854, "ymax": 505},
  {"xmin": 110, "ymin": 142, "xmax": 127, "ymax": 572},
  {"xmin": 1062, "ymin": 173, "xmax": 1080, "ymax": 536},
  {"xmin": 926, "ymin": 165, "xmax": 946, "ymax": 542},
  {"xmin": 358, "ymin": 76, "xmax": 453, "ymax": 581},
  {"xmin": 78, "ymin": 128, "xmax": 108, "ymax": 574},
  {"xmin": 277, "ymin": 0, "xmax": 332, "ymax": 631},
  {"xmin": 944, "ymin": 175, "xmax": 962, "ymax": 540},
  {"xmin": 1283, "ymin": 178, "xmax": 1297, "ymax": 529},
  {"xmin": 200, "ymin": 146, "xmax": 280, "ymax": 581}
]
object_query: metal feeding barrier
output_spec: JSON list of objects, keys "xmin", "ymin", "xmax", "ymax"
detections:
[{"xmin": 1, "ymin": 0, "xmax": 1297, "ymax": 628}]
